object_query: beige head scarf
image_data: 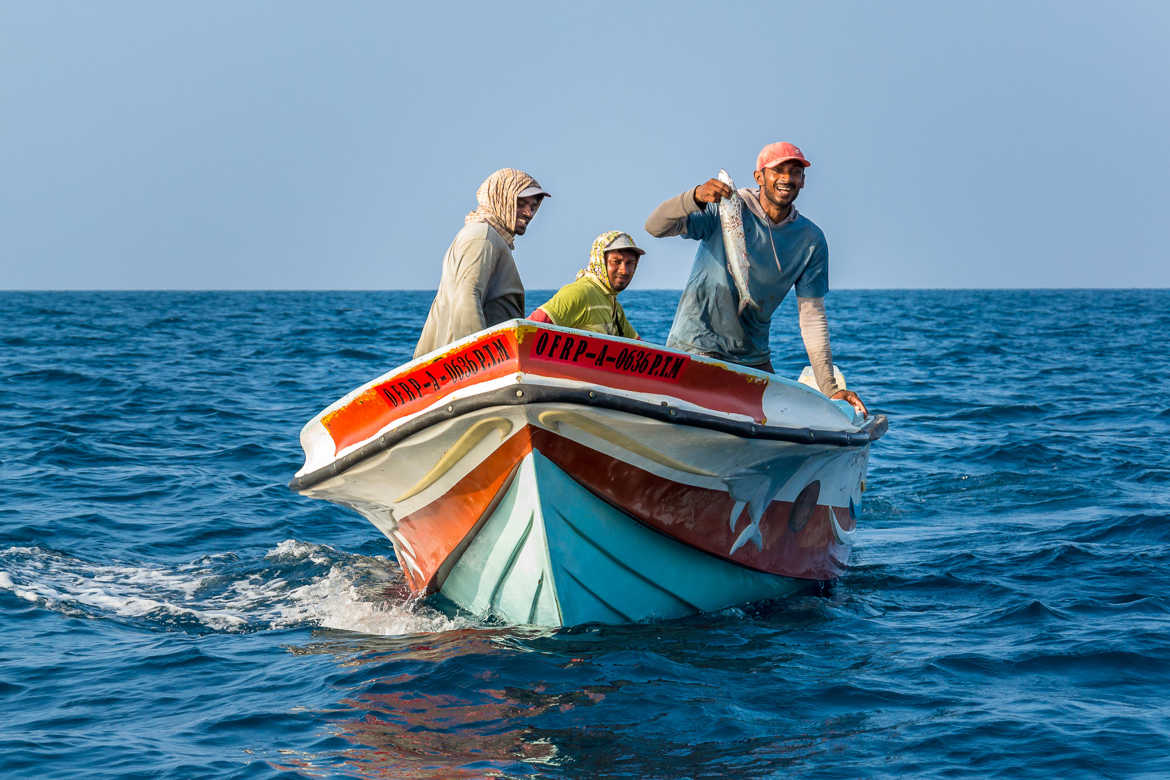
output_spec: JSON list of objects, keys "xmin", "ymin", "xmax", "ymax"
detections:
[
  {"xmin": 465, "ymin": 168, "xmax": 542, "ymax": 249},
  {"xmin": 576, "ymin": 230, "xmax": 626, "ymax": 295}
]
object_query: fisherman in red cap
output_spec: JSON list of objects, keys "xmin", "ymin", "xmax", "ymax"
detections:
[{"xmin": 645, "ymin": 142, "xmax": 867, "ymax": 416}]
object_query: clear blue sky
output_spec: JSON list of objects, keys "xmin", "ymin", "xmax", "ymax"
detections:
[{"xmin": 2, "ymin": 1, "xmax": 1167, "ymax": 290}]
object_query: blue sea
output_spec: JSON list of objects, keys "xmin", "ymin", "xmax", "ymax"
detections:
[{"xmin": 2, "ymin": 289, "xmax": 1168, "ymax": 779}]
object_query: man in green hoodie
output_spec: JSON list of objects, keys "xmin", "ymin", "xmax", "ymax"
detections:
[{"xmin": 529, "ymin": 230, "xmax": 643, "ymax": 338}]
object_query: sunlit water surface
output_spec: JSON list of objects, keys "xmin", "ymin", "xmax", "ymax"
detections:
[{"xmin": 2, "ymin": 289, "xmax": 1168, "ymax": 778}]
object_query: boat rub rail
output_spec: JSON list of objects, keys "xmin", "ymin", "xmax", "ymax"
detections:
[{"xmin": 290, "ymin": 383, "xmax": 888, "ymax": 492}]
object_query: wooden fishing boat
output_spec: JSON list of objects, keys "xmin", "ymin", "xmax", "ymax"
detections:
[{"xmin": 291, "ymin": 320, "xmax": 887, "ymax": 626}]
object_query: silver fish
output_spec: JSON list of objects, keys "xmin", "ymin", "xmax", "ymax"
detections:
[{"xmin": 716, "ymin": 169, "xmax": 759, "ymax": 315}]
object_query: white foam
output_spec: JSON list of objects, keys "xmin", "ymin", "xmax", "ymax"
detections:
[
  {"xmin": 0, "ymin": 543, "xmax": 468, "ymax": 636},
  {"xmin": 276, "ymin": 565, "xmax": 467, "ymax": 635},
  {"xmin": 0, "ymin": 546, "xmax": 251, "ymax": 630},
  {"xmin": 266, "ymin": 538, "xmax": 335, "ymax": 565}
]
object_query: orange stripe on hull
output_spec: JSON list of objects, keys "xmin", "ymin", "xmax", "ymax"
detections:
[
  {"xmin": 393, "ymin": 426, "xmax": 534, "ymax": 594},
  {"xmin": 323, "ymin": 332, "xmax": 521, "ymax": 454}
]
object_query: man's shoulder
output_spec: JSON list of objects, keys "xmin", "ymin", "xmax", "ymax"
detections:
[
  {"xmin": 780, "ymin": 213, "xmax": 826, "ymax": 250},
  {"xmin": 455, "ymin": 221, "xmax": 507, "ymax": 248},
  {"xmin": 551, "ymin": 276, "xmax": 600, "ymax": 301},
  {"xmin": 792, "ymin": 212, "xmax": 826, "ymax": 239},
  {"xmin": 562, "ymin": 275, "xmax": 594, "ymax": 291}
]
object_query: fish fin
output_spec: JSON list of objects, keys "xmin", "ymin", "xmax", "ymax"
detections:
[
  {"xmin": 728, "ymin": 500, "xmax": 747, "ymax": 532},
  {"xmin": 729, "ymin": 521, "xmax": 765, "ymax": 555},
  {"xmin": 737, "ymin": 296, "xmax": 760, "ymax": 315}
]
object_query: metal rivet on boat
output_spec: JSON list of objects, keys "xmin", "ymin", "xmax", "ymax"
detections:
[
  {"xmin": 669, "ymin": 409, "xmax": 676, "ymax": 416},
  {"xmin": 588, "ymin": 391, "xmax": 596, "ymax": 399},
  {"xmin": 446, "ymin": 405, "xmax": 454, "ymax": 413},
  {"xmin": 515, "ymin": 390, "xmax": 524, "ymax": 398}
]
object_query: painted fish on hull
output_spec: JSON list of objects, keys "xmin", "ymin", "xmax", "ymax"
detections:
[{"xmin": 717, "ymin": 169, "xmax": 759, "ymax": 315}]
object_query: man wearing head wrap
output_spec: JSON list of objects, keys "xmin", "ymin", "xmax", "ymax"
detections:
[
  {"xmin": 414, "ymin": 168, "xmax": 549, "ymax": 357},
  {"xmin": 644, "ymin": 142, "xmax": 867, "ymax": 416},
  {"xmin": 529, "ymin": 231, "xmax": 642, "ymax": 338}
]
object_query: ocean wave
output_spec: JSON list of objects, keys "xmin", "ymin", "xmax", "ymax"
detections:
[
  {"xmin": 0, "ymin": 541, "xmax": 462, "ymax": 637},
  {"xmin": 4, "ymin": 290, "xmax": 1170, "ymax": 778},
  {"xmin": 3, "ymin": 367, "xmax": 123, "ymax": 390}
]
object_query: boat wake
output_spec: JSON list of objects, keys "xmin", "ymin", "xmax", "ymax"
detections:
[{"xmin": 0, "ymin": 540, "xmax": 467, "ymax": 636}]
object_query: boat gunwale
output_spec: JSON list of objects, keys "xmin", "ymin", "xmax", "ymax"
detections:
[{"xmin": 289, "ymin": 383, "xmax": 888, "ymax": 492}]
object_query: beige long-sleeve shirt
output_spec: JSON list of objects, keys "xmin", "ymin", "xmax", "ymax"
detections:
[{"xmin": 413, "ymin": 222, "xmax": 524, "ymax": 358}]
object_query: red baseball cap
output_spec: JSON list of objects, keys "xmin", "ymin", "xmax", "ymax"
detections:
[{"xmin": 756, "ymin": 142, "xmax": 811, "ymax": 171}]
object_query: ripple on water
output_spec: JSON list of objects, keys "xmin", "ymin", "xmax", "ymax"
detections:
[{"xmin": 2, "ymin": 290, "xmax": 1170, "ymax": 777}]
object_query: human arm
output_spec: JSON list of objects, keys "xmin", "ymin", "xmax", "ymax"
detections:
[
  {"xmin": 792, "ymin": 237, "xmax": 871, "ymax": 413},
  {"xmin": 797, "ymin": 296, "xmax": 868, "ymax": 416},
  {"xmin": 444, "ymin": 237, "xmax": 498, "ymax": 338},
  {"xmin": 644, "ymin": 179, "xmax": 730, "ymax": 238},
  {"xmin": 531, "ymin": 285, "xmax": 576, "ymax": 329}
]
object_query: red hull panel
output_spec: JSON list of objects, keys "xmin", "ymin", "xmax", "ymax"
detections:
[
  {"xmin": 518, "ymin": 329, "xmax": 765, "ymax": 421},
  {"xmin": 529, "ymin": 428, "xmax": 853, "ymax": 581}
]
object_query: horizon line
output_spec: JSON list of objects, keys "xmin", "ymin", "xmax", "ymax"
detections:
[{"xmin": 2, "ymin": 287, "xmax": 1168, "ymax": 293}]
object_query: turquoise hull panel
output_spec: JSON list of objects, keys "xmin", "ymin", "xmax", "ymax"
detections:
[
  {"xmin": 437, "ymin": 461, "xmax": 563, "ymax": 625},
  {"xmin": 440, "ymin": 451, "xmax": 807, "ymax": 626}
]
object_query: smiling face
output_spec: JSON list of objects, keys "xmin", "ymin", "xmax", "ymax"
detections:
[
  {"xmin": 513, "ymin": 195, "xmax": 543, "ymax": 235},
  {"xmin": 753, "ymin": 160, "xmax": 806, "ymax": 214},
  {"xmin": 604, "ymin": 249, "xmax": 639, "ymax": 293}
]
